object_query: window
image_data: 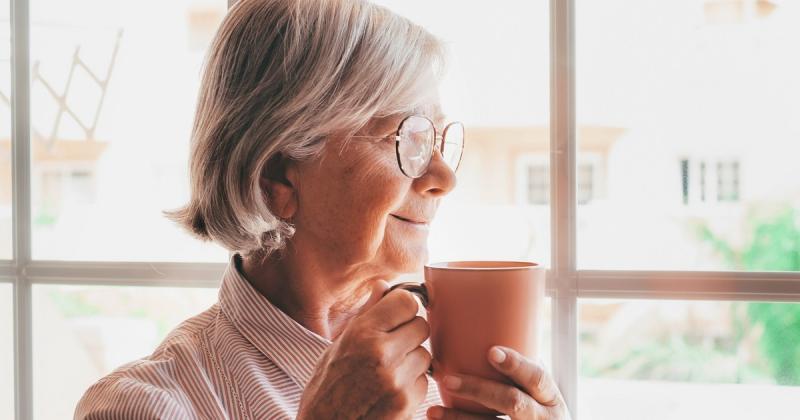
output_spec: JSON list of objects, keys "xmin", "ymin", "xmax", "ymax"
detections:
[
  {"xmin": 681, "ymin": 158, "xmax": 741, "ymax": 205},
  {"xmin": 35, "ymin": 167, "xmax": 96, "ymax": 214},
  {"xmin": 1, "ymin": 284, "xmax": 12, "ymax": 419},
  {"xmin": 527, "ymin": 163, "xmax": 550, "ymax": 205},
  {"xmin": 6, "ymin": 0, "xmax": 228, "ymax": 418},
  {"xmin": 579, "ymin": 299, "xmax": 800, "ymax": 419},
  {"xmin": 518, "ymin": 155, "xmax": 601, "ymax": 206},
  {"xmin": 717, "ymin": 161, "xmax": 740, "ymax": 202},
  {"xmin": 700, "ymin": 161, "xmax": 707, "ymax": 201},
  {"xmin": 32, "ymin": 285, "xmax": 218, "ymax": 419},
  {"xmin": 577, "ymin": 0, "xmax": 800, "ymax": 417},
  {"xmin": 0, "ymin": 0, "xmax": 12, "ymax": 259},
  {"xmin": 576, "ymin": 163, "xmax": 595, "ymax": 205},
  {"xmin": 681, "ymin": 158, "xmax": 690, "ymax": 205},
  {"xmin": 5, "ymin": 1, "xmax": 799, "ymax": 420},
  {"xmin": 28, "ymin": 0, "xmax": 228, "ymax": 262}
]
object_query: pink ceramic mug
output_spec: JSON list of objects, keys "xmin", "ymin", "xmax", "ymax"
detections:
[{"xmin": 388, "ymin": 261, "xmax": 546, "ymax": 415}]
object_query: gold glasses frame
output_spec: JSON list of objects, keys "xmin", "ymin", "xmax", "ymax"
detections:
[{"xmin": 349, "ymin": 115, "xmax": 465, "ymax": 178}]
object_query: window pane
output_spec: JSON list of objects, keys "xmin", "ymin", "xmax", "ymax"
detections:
[
  {"xmin": 1, "ymin": 284, "xmax": 13, "ymax": 419},
  {"xmin": 579, "ymin": 299, "xmax": 800, "ymax": 420},
  {"xmin": 32, "ymin": 284, "xmax": 218, "ymax": 419},
  {"xmin": 0, "ymin": 0, "xmax": 12, "ymax": 259},
  {"xmin": 577, "ymin": 0, "xmax": 800, "ymax": 270},
  {"xmin": 373, "ymin": 0, "xmax": 551, "ymax": 265},
  {"xmin": 541, "ymin": 296, "xmax": 552, "ymax": 368},
  {"xmin": 30, "ymin": 0, "xmax": 228, "ymax": 261}
]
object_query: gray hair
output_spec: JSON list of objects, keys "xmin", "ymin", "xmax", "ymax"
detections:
[{"xmin": 165, "ymin": 0, "xmax": 447, "ymax": 256}]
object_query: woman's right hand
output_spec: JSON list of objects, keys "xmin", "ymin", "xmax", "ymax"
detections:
[{"xmin": 297, "ymin": 280, "xmax": 431, "ymax": 419}]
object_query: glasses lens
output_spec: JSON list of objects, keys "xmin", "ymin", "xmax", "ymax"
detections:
[
  {"xmin": 442, "ymin": 122, "xmax": 465, "ymax": 172},
  {"xmin": 398, "ymin": 116, "xmax": 435, "ymax": 177}
]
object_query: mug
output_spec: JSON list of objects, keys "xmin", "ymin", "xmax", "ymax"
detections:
[{"xmin": 388, "ymin": 261, "xmax": 546, "ymax": 415}]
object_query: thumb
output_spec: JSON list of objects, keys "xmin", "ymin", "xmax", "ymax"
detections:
[
  {"xmin": 487, "ymin": 346, "xmax": 559, "ymax": 407},
  {"xmin": 355, "ymin": 279, "xmax": 390, "ymax": 317}
]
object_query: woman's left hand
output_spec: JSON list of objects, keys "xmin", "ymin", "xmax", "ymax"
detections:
[{"xmin": 427, "ymin": 346, "xmax": 571, "ymax": 420}]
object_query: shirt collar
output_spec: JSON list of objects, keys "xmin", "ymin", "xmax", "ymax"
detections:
[{"xmin": 218, "ymin": 253, "xmax": 332, "ymax": 389}]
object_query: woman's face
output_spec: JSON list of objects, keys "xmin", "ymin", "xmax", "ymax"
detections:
[{"xmin": 286, "ymin": 106, "xmax": 457, "ymax": 278}]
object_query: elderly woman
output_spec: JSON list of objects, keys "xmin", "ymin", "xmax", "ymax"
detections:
[{"xmin": 75, "ymin": 0, "xmax": 569, "ymax": 419}]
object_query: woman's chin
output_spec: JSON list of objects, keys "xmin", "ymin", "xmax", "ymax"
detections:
[
  {"xmin": 390, "ymin": 245, "xmax": 428, "ymax": 273},
  {"xmin": 377, "ymin": 229, "xmax": 429, "ymax": 272}
]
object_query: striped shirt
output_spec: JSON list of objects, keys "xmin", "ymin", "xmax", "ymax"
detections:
[{"xmin": 75, "ymin": 253, "xmax": 442, "ymax": 419}]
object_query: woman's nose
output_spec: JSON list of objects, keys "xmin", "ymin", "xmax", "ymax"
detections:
[{"xmin": 413, "ymin": 149, "xmax": 457, "ymax": 197}]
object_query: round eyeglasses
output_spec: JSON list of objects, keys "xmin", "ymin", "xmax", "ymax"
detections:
[{"xmin": 349, "ymin": 115, "xmax": 465, "ymax": 178}]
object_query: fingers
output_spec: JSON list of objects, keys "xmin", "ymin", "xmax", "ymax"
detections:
[
  {"xmin": 487, "ymin": 346, "xmax": 559, "ymax": 406},
  {"xmin": 413, "ymin": 372, "xmax": 430, "ymax": 408},
  {"xmin": 360, "ymin": 289, "xmax": 422, "ymax": 332},
  {"xmin": 386, "ymin": 316, "xmax": 430, "ymax": 358},
  {"xmin": 435, "ymin": 372, "xmax": 539, "ymax": 418},
  {"xmin": 398, "ymin": 346, "xmax": 433, "ymax": 380},
  {"xmin": 426, "ymin": 406, "xmax": 498, "ymax": 420}
]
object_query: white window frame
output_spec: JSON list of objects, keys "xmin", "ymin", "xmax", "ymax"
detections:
[
  {"xmin": 548, "ymin": 1, "xmax": 800, "ymax": 418},
  {"xmin": 6, "ymin": 0, "xmax": 800, "ymax": 419}
]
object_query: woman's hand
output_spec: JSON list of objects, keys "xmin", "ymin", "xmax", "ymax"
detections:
[
  {"xmin": 297, "ymin": 281, "xmax": 431, "ymax": 420},
  {"xmin": 427, "ymin": 346, "xmax": 571, "ymax": 420}
]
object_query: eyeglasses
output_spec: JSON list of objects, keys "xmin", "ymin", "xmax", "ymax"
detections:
[{"xmin": 349, "ymin": 115, "xmax": 465, "ymax": 178}]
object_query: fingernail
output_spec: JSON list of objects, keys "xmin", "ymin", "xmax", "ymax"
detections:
[
  {"xmin": 428, "ymin": 406, "xmax": 444, "ymax": 419},
  {"xmin": 490, "ymin": 347, "xmax": 506, "ymax": 364},
  {"xmin": 443, "ymin": 375, "xmax": 461, "ymax": 390}
]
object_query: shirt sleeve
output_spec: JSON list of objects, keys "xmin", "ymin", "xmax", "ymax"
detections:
[{"xmin": 74, "ymin": 374, "xmax": 193, "ymax": 420}]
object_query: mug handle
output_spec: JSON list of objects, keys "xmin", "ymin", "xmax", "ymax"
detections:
[
  {"xmin": 384, "ymin": 282, "xmax": 433, "ymax": 376},
  {"xmin": 386, "ymin": 282, "xmax": 429, "ymax": 308}
]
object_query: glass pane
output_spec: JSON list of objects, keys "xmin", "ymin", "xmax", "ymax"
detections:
[
  {"xmin": 0, "ymin": 0, "xmax": 12, "ymax": 259},
  {"xmin": 32, "ymin": 284, "xmax": 218, "ymax": 419},
  {"xmin": 579, "ymin": 299, "xmax": 800, "ymax": 420},
  {"xmin": 577, "ymin": 0, "xmax": 800, "ymax": 270},
  {"xmin": 30, "ymin": 0, "xmax": 228, "ymax": 261},
  {"xmin": 1, "ymin": 284, "xmax": 13, "ymax": 419},
  {"xmin": 373, "ymin": 0, "xmax": 551, "ymax": 265},
  {"xmin": 541, "ymin": 296, "xmax": 552, "ymax": 368}
]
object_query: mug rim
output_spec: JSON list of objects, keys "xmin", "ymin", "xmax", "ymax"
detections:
[{"xmin": 425, "ymin": 261, "xmax": 542, "ymax": 271}]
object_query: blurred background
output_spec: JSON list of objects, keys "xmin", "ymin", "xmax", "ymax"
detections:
[{"xmin": 1, "ymin": 0, "xmax": 798, "ymax": 418}]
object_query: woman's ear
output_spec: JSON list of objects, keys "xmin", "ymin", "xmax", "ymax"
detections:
[{"xmin": 260, "ymin": 153, "xmax": 299, "ymax": 220}]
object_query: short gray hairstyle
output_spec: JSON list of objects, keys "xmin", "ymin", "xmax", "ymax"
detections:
[{"xmin": 166, "ymin": 0, "xmax": 446, "ymax": 257}]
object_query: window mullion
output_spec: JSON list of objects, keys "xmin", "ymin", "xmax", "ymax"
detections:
[
  {"xmin": 550, "ymin": 0, "xmax": 578, "ymax": 417},
  {"xmin": 578, "ymin": 270, "xmax": 800, "ymax": 301},
  {"xmin": 24, "ymin": 261, "xmax": 226, "ymax": 288},
  {"xmin": 10, "ymin": 0, "xmax": 33, "ymax": 417}
]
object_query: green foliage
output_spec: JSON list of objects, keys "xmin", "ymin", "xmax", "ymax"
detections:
[
  {"xmin": 48, "ymin": 290, "xmax": 102, "ymax": 317},
  {"xmin": 33, "ymin": 208, "xmax": 58, "ymax": 227},
  {"xmin": 699, "ymin": 205, "xmax": 800, "ymax": 385},
  {"xmin": 581, "ymin": 332, "xmax": 765, "ymax": 383},
  {"xmin": 741, "ymin": 209, "xmax": 800, "ymax": 272},
  {"xmin": 747, "ymin": 303, "xmax": 800, "ymax": 385}
]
